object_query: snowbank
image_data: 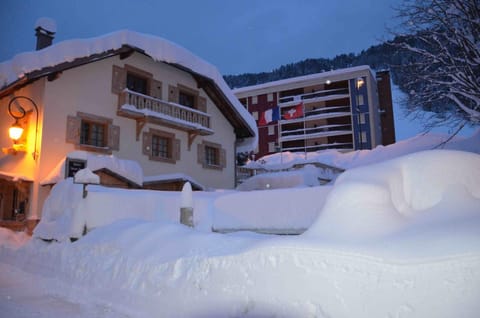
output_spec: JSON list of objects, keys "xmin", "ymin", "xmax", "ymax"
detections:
[
  {"xmin": 214, "ymin": 186, "xmax": 331, "ymax": 233},
  {"xmin": 305, "ymin": 150, "xmax": 480, "ymax": 241},
  {"xmin": 248, "ymin": 128, "xmax": 480, "ymax": 171},
  {"xmin": 237, "ymin": 164, "xmax": 333, "ymax": 191},
  {"xmin": 3, "ymin": 149, "xmax": 480, "ymax": 317}
]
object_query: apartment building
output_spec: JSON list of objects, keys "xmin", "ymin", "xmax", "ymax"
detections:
[{"xmin": 234, "ymin": 66, "xmax": 395, "ymax": 159}]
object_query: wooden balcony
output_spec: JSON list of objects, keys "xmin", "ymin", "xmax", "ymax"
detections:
[{"xmin": 117, "ymin": 89, "xmax": 213, "ymax": 141}]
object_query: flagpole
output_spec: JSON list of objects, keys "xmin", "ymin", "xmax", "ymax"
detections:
[{"xmin": 302, "ymin": 102, "xmax": 307, "ymax": 160}]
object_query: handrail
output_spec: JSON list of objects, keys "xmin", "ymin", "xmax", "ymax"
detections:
[{"xmin": 119, "ymin": 89, "xmax": 210, "ymax": 129}]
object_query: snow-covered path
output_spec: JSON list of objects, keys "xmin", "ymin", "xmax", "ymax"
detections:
[
  {"xmin": 0, "ymin": 262, "xmax": 134, "ymax": 318},
  {"xmin": 2, "ymin": 223, "xmax": 480, "ymax": 318}
]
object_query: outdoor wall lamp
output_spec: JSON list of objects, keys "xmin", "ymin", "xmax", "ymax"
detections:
[
  {"xmin": 356, "ymin": 77, "xmax": 365, "ymax": 90},
  {"xmin": 7, "ymin": 96, "xmax": 39, "ymax": 160},
  {"xmin": 9, "ymin": 121, "xmax": 24, "ymax": 141}
]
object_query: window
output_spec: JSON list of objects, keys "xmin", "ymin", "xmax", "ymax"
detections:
[
  {"xmin": 357, "ymin": 94, "xmax": 365, "ymax": 106},
  {"xmin": 80, "ymin": 120, "xmax": 106, "ymax": 147},
  {"xmin": 252, "ymin": 111, "xmax": 258, "ymax": 120},
  {"xmin": 143, "ymin": 128, "xmax": 180, "ymax": 163},
  {"xmin": 151, "ymin": 135, "xmax": 170, "ymax": 159},
  {"xmin": 179, "ymin": 91, "xmax": 196, "ymax": 108},
  {"xmin": 268, "ymin": 142, "xmax": 276, "ymax": 153},
  {"xmin": 268, "ymin": 125, "xmax": 275, "ymax": 135},
  {"xmin": 198, "ymin": 141, "xmax": 226, "ymax": 170},
  {"xmin": 66, "ymin": 112, "xmax": 119, "ymax": 154},
  {"xmin": 359, "ymin": 113, "xmax": 366, "ymax": 124},
  {"xmin": 127, "ymin": 73, "xmax": 148, "ymax": 95},
  {"xmin": 267, "ymin": 93, "xmax": 274, "ymax": 102},
  {"xmin": 205, "ymin": 146, "xmax": 219, "ymax": 166},
  {"xmin": 112, "ymin": 64, "xmax": 162, "ymax": 99},
  {"xmin": 252, "ymin": 96, "xmax": 258, "ymax": 104}
]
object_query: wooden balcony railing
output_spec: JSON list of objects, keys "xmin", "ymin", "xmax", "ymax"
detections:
[{"xmin": 119, "ymin": 89, "xmax": 211, "ymax": 131}]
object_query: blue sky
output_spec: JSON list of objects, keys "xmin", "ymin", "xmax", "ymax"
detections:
[{"xmin": 1, "ymin": 0, "xmax": 401, "ymax": 75}]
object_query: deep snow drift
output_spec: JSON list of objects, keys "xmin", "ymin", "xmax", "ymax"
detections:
[{"xmin": 1, "ymin": 147, "xmax": 480, "ymax": 317}]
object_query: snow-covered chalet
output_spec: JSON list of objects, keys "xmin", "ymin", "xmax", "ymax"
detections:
[{"xmin": 0, "ymin": 24, "xmax": 257, "ymax": 229}]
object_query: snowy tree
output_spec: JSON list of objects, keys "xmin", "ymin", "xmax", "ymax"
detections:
[{"xmin": 391, "ymin": 0, "xmax": 480, "ymax": 131}]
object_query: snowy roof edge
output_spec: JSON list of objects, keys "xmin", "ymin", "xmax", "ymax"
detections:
[
  {"xmin": 0, "ymin": 29, "xmax": 257, "ymax": 152},
  {"xmin": 232, "ymin": 65, "xmax": 375, "ymax": 95}
]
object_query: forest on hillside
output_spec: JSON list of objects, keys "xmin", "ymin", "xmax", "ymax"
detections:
[{"xmin": 223, "ymin": 36, "xmax": 411, "ymax": 90}]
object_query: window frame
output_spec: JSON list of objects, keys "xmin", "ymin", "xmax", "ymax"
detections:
[
  {"xmin": 80, "ymin": 119, "xmax": 107, "ymax": 148},
  {"xmin": 143, "ymin": 128, "xmax": 180, "ymax": 164},
  {"xmin": 66, "ymin": 112, "xmax": 119, "ymax": 154},
  {"xmin": 198, "ymin": 140, "xmax": 226, "ymax": 170}
]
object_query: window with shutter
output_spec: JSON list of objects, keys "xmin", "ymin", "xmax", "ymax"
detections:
[
  {"xmin": 112, "ymin": 64, "xmax": 162, "ymax": 98},
  {"xmin": 66, "ymin": 112, "xmax": 119, "ymax": 154},
  {"xmin": 198, "ymin": 140, "xmax": 225, "ymax": 170},
  {"xmin": 143, "ymin": 128, "xmax": 180, "ymax": 164}
]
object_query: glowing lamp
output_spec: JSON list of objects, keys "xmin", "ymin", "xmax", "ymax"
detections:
[
  {"xmin": 9, "ymin": 122, "xmax": 24, "ymax": 141},
  {"xmin": 356, "ymin": 77, "xmax": 365, "ymax": 90}
]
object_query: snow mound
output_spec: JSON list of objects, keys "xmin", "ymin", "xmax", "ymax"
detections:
[
  {"xmin": 74, "ymin": 168, "xmax": 100, "ymax": 184},
  {"xmin": 305, "ymin": 150, "xmax": 480, "ymax": 240},
  {"xmin": 33, "ymin": 178, "xmax": 85, "ymax": 241},
  {"xmin": 237, "ymin": 164, "xmax": 330, "ymax": 191},
  {"xmin": 248, "ymin": 128, "xmax": 480, "ymax": 171}
]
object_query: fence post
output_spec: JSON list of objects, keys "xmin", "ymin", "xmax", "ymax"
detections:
[{"xmin": 180, "ymin": 182, "xmax": 194, "ymax": 227}]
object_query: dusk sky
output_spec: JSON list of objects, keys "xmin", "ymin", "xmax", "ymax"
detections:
[{"xmin": 1, "ymin": 0, "xmax": 402, "ymax": 75}]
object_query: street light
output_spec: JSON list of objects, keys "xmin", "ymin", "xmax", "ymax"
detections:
[{"xmin": 7, "ymin": 96, "xmax": 39, "ymax": 160}]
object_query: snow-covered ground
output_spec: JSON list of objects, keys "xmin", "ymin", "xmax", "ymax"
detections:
[{"xmin": 1, "ymin": 82, "xmax": 480, "ymax": 317}]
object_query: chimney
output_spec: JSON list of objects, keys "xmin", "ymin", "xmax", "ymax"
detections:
[{"xmin": 34, "ymin": 17, "xmax": 57, "ymax": 50}]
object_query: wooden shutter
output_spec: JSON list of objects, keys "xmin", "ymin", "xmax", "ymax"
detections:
[
  {"xmin": 168, "ymin": 85, "xmax": 179, "ymax": 103},
  {"xmin": 66, "ymin": 115, "xmax": 81, "ymax": 144},
  {"xmin": 197, "ymin": 142, "xmax": 205, "ymax": 166},
  {"xmin": 150, "ymin": 79, "xmax": 162, "ymax": 99},
  {"xmin": 142, "ymin": 131, "xmax": 152, "ymax": 156},
  {"xmin": 112, "ymin": 65, "xmax": 127, "ymax": 94},
  {"xmin": 198, "ymin": 96, "xmax": 207, "ymax": 113},
  {"xmin": 173, "ymin": 138, "xmax": 181, "ymax": 161},
  {"xmin": 220, "ymin": 147, "xmax": 226, "ymax": 168},
  {"xmin": 108, "ymin": 124, "xmax": 120, "ymax": 151}
]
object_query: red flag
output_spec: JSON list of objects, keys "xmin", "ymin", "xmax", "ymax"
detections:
[
  {"xmin": 283, "ymin": 103, "xmax": 303, "ymax": 120},
  {"xmin": 258, "ymin": 111, "xmax": 267, "ymax": 126}
]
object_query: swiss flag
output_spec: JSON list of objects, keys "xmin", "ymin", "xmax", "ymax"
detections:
[{"xmin": 283, "ymin": 103, "xmax": 303, "ymax": 120}]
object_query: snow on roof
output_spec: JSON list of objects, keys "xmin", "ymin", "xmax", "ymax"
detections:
[
  {"xmin": 0, "ymin": 171, "xmax": 34, "ymax": 182},
  {"xmin": 34, "ymin": 17, "xmax": 57, "ymax": 33},
  {"xmin": 0, "ymin": 29, "xmax": 257, "ymax": 152},
  {"xmin": 233, "ymin": 65, "xmax": 374, "ymax": 94},
  {"xmin": 143, "ymin": 173, "xmax": 205, "ymax": 190},
  {"xmin": 40, "ymin": 151, "xmax": 143, "ymax": 186}
]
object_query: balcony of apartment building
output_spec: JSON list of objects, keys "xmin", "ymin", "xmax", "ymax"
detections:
[
  {"xmin": 277, "ymin": 81, "xmax": 355, "ymax": 152},
  {"xmin": 117, "ymin": 88, "xmax": 213, "ymax": 142}
]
